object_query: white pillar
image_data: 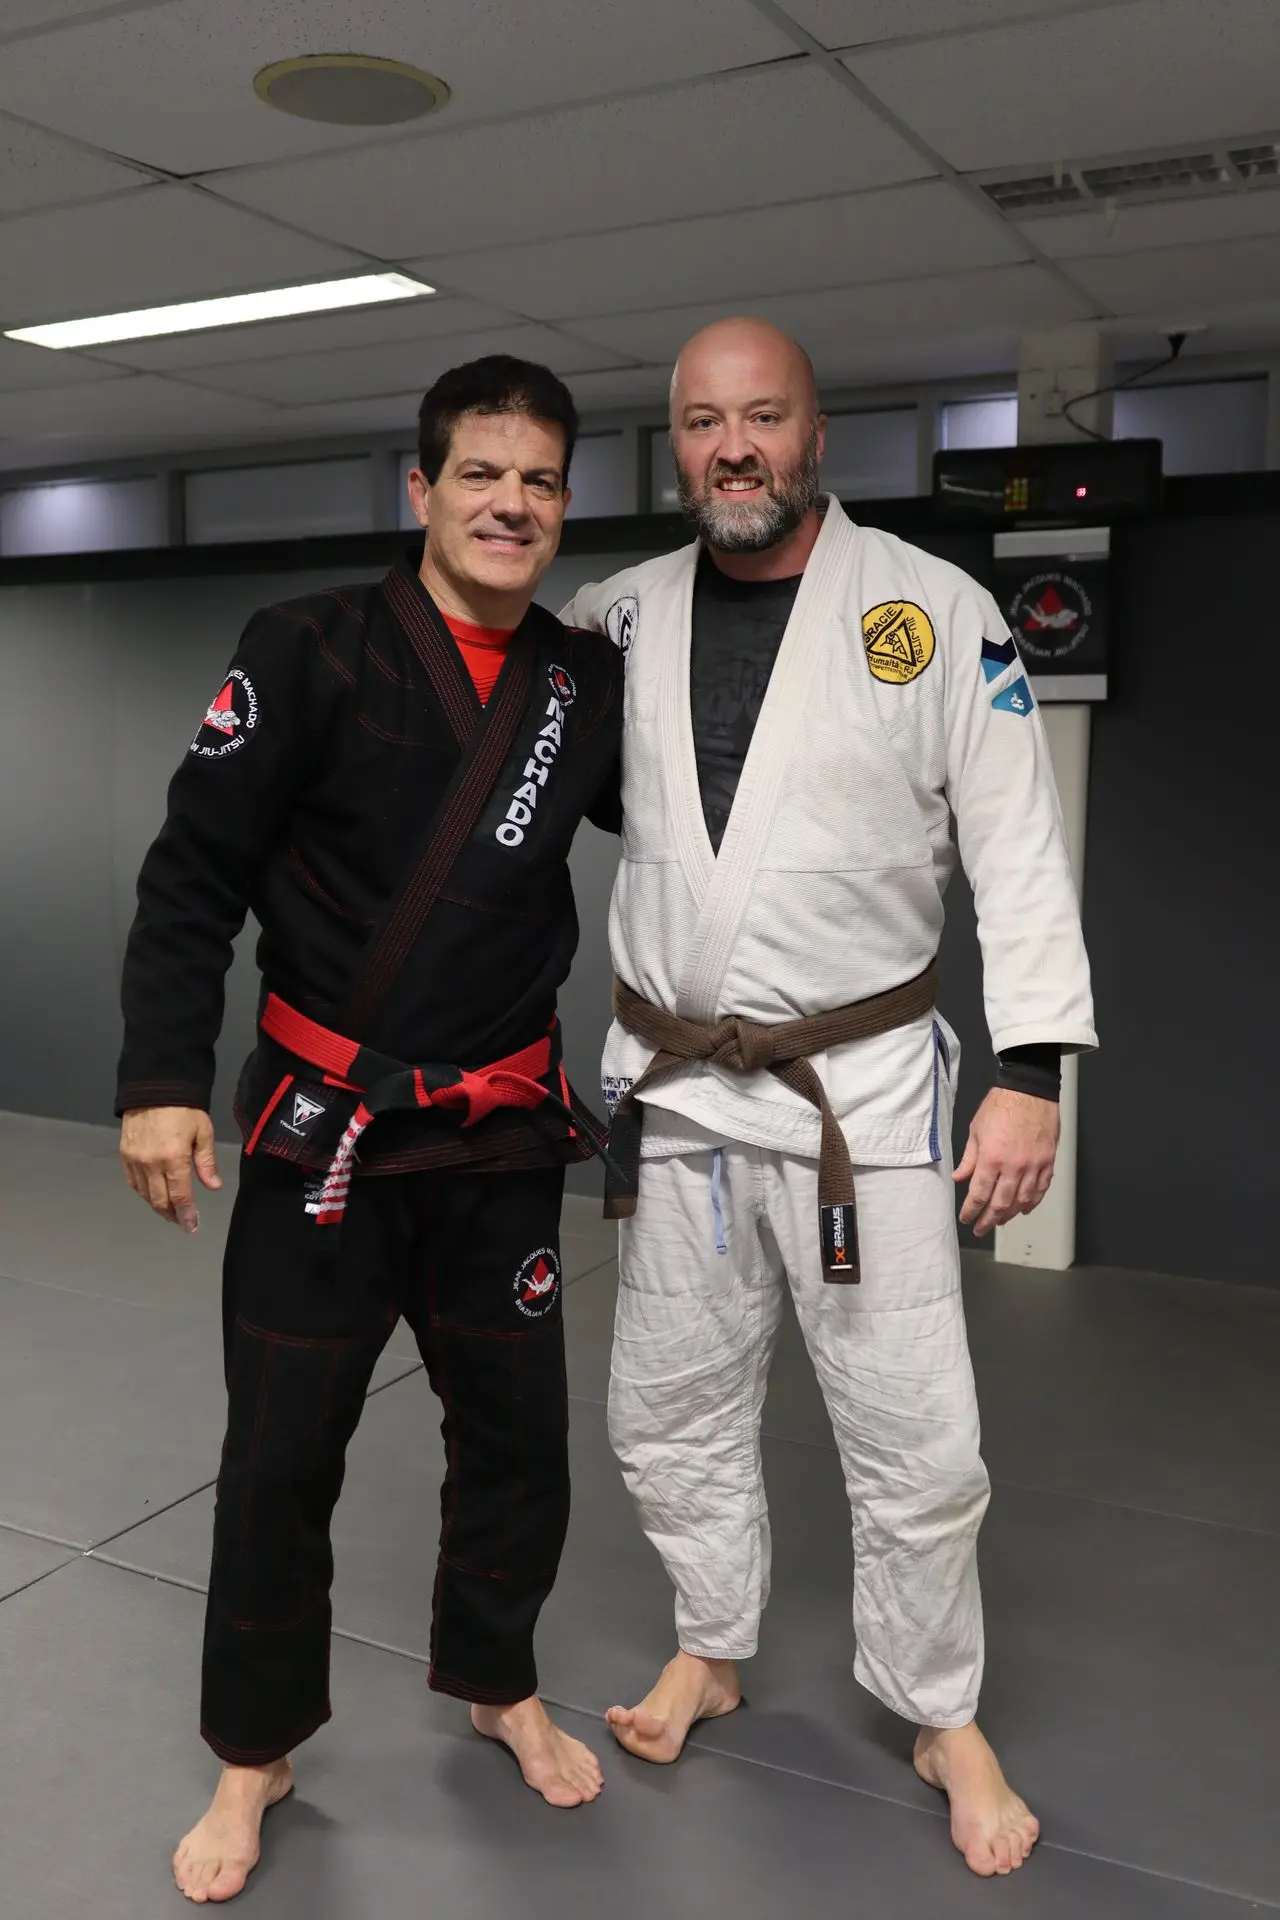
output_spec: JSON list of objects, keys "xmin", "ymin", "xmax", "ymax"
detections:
[
  {"xmin": 994, "ymin": 702, "xmax": 1090, "ymax": 1269},
  {"xmin": 994, "ymin": 325, "xmax": 1109, "ymax": 1271},
  {"xmin": 1017, "ymin": 325, "xmax": 1114, "ymax": 444}
]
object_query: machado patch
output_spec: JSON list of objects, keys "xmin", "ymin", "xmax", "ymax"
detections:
[
  {"xmin": 513, "ymin": 1247, "xmax": 561, "ymax": 1320},
  {"xmin": 862, "ymin": 602, "xmax": 936, "ymax": 686},
  {"xmin": 190, "ymin": 668, "xmax": 257, "ymax": 758}
]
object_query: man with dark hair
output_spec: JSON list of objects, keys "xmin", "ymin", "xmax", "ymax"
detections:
[{"xmin": 118, "ymin": 355, "xmax": 622, "ymax": 1903}]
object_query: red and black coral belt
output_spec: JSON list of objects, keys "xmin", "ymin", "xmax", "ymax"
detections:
[{"xmin": 251, "ymin": 994, "xmax": 603, "ymax": 1226}]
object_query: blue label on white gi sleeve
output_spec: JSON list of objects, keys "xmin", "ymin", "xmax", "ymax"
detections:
[
  {"xmin": 980, "ymin": 636, "xmax": 1018, "ymax": 683},
  {"xmin": 991, "ymin": 675, "xmax": 1034, "ymax": 717}
]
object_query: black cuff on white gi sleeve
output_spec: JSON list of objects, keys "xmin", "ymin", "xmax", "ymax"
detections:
[{"xmin": 995, "ymin": 1043, "xmax": 1062, "ymax": 1102}]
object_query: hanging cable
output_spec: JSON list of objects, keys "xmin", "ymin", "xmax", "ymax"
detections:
[{"xmin": 1059, "ymin": 331, "xmax": 1188, "ymax": 441}]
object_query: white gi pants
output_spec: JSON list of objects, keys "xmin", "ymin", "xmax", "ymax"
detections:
[{"xmin": 609, "ymin": 1141, "xmax": 990, "ymax": 1729}]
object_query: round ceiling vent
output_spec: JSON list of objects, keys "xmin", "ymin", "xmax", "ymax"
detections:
[{"xmin": 254, "ymin": 55, "xmax": 450, "ymax": 126}]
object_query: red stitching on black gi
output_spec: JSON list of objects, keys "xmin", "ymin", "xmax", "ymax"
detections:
[
  {"xmin": 201, "ymin": 1703, "xmax": 332, "ymax": 1766},
  {"xmin": 382, "ymin": 570, "xmax": 476, "ymax": 746},
  {"xmin": 238, "ymin": 1336, "xmax": 275, "ymax": 1565},
  {"xmin": 325, "ymin": 588, "xmax": 368, "ymax": 628},
  {"xmin": 355, "ymin": 711, "xmax": 426, "ymax": 746},
  {"xmin": 301, "ymin": 613, "xmax": 358, "ymax": 689},
  {"xmin": 212, "ymin": 1596, "xmax": 328, "ymax": 1634},
  {"xmin": 235, "ymin": 1315, "xmax": 361, "ymax": 1353},
  {"xmin": 426, "ymin": 1669, "xmax": 527, "ymax": 1704},
  {"xmin": 343, "ymin": 644, "xmax": 533, "ymax": 1028},
  {"xmin": 287, "ymin": 844, "xmax": 374, "ymax": 925}
]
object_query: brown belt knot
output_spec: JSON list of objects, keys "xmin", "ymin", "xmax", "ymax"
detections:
[{"xmin": 603, "ymin": 961, "xmax": 939, "ymax": 1283}]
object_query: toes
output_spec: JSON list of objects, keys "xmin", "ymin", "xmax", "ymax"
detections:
[{"xmin": 605, "ymin": 1706, "xmax": 634, "ymax": 1727}]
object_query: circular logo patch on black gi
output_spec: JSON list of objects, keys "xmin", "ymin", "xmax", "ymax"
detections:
[
  {"xmin": 1006, "ymin": 571, "xmax": 1093, "ymax": 662},
  {"xmin": 190, "ymin": 667, "xmax": 258, "ymax": 758},
  {"xmin": 513, "ymin": 1247, "xmax": 561, "ymax": 1319},
  {"xmin": 549, "ymin": 664, "xmax": 576, "ymax": 708}
]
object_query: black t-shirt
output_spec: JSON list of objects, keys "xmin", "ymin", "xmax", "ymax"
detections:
[
  {"xmin": 690, "ymin": 550, "xmax": 802, "ymax": 855},
  {"xmin": 685, "ymin": 549, "xmax": 1061, "ymax": 1102}
]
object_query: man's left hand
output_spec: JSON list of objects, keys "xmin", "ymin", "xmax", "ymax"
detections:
[{"xmin": 954, "ymin": 1087, "xmax": 1060, "ymax": 1237}]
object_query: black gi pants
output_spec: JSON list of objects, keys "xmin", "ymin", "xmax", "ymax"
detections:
[{"xmin": 201, "ymin": 1151, "xmax": 570, "ymax": 1766}]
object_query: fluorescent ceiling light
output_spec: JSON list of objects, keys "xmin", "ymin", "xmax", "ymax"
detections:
[{"xmin": 4, "ymin": 272, "xmax": 435, "ymax": 351}]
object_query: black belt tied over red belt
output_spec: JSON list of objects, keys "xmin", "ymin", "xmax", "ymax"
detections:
[
  {"xmin": 604, "ymin": 962, "xmax": 940, "ymax": 1283},
  {"xmin": 248, "ymin": 994, "xmax": 616, "ymax": 1229}
]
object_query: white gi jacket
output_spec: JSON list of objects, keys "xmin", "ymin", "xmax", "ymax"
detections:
[{"xmin": 561, "ymin": 496, "xmax": 1096, "ymax": 1167}]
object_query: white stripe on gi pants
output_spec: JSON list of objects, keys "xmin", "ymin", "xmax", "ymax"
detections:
[{"xmin": 608, "ymin": 1140, "xmax": 990, "ymax": 1729}]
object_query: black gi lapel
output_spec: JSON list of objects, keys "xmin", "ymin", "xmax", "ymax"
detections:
[{"xmin": 341, "ymin": 567, "xmax": 537, "ymax": 1037}]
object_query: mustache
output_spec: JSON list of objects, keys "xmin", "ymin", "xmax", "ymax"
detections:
[{"xmin": 704, "ymin": 458, "xmax": 775, "ymax": 489}]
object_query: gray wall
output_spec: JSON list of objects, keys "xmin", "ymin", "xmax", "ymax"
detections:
[
  {"xmin": 0, "ymin": 552, "xmax": 640, "ymax": 1145},
  {"xmin": 4, "ymin": 513, "xmax": 1275, "ymax": 1289}
]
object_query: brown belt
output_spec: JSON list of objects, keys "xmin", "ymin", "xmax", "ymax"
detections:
[{"xmin": 603, "ymin": 961, "xmax": 939, "ymax": 1282}]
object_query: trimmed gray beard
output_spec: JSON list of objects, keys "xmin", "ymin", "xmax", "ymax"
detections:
[{"xmin": 675, "ymin": 426, "xmax": 821, "ymax": 554}]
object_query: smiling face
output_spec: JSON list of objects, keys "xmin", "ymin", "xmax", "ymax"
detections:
[
  {"xmin": 408, "ymin": 410, "xmax": 572, "ymax": 623},
  {"xmin": 670, "ymin": 319, "xmax": 825, "ymax": 555}
]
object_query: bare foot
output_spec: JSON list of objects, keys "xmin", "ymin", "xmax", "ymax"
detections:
[
  {"xmin": 471, "ymin": 1696, "xmax": 603, "ymax": 1808},
  {"xmin": 172, "ymin": 1758, "xmax": 294, "ymax": 1904},
  {"xmin": 914, "ymin": 1722, "xmax": 1040, "ymax": 1876},
  {"xmin": 605, "ymin": 1652, "xmax": 741, "ymax": 1764}
]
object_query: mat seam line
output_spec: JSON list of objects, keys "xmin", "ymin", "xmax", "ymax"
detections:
[{"xmin": 54, "ymin": 1557, "xmax": 1280, "ymax": 1913}]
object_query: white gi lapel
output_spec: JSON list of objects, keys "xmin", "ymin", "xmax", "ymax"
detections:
[
  {"xmin": 675, "ymin": 497, "xmax": 858, "ymax": 1023},
  {"xmin": 655, "ymin": 541, "xmax": 715, "ymax": 910}
]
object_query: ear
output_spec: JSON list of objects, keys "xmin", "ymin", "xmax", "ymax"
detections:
[
  {"xmin": 406, "ymin": 466, "xmax": 431, "ymax": 530},
  {"xmin": 815, "ymin": 413, "xmax": 829, "ymax": 464}
]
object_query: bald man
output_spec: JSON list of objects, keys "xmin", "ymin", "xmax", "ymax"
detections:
[{"xmin": 561, "ymin": 319, "xmax": 1095, "ymax": 1877}]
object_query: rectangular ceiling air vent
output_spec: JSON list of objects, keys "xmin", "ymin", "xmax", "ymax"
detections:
[
  {"xmin": 1231, "ymin": 143, "xmax": 1280, "ymax": 179},
  {"xmin": 978, "ymin": 135, "xmax": 1280, "ymax": 217}
]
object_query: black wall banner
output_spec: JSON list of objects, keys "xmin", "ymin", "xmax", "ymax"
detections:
[{"xmin": 992, "ymin": 530, "xmax": 1110, "ymax": 698}]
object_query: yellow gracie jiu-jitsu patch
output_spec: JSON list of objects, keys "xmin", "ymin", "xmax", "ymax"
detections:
[{"xmin": 862, "ymin": 601, "xmax": 936, "ymax": 685}]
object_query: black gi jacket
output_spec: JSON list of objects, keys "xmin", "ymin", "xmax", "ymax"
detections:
[{"xmin": 116, "ymin": 556, "xmax": 623, "ymax": 1175}]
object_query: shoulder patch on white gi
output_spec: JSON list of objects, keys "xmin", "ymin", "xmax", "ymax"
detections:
[
  {"xmin": 190, "ymin": 668, "xmax": 258, "ymax": 758},
  {"xmin": 513, "ymin": 1247, "xmax": 561, "ymax": 1319},
  {"xmin": 1007, "ymin": 570, "xmax": 1093, "ymax": 663},
  {"xmin": 991, "ymin": 675, "xmax": 1034, "ymax": 717},
  {"xmin": 862, "ymin": 602, "xmax": 936, "ymax": 686},
  {"xmin": 604, "ymin": 594, "xmax": 639, "ymax": 661},
  {"xmin": 980, "ymin": 635, "xmax": 1019, "ymax": 683}
]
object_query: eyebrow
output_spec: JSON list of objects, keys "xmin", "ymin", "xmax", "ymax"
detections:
[
  {"xmin": 680, "ymin": 394, "xmax": 790, "ymax": 415},
  {"xmin": 457, "ymin": 458, "xmax": 563, "ymax": 482}
]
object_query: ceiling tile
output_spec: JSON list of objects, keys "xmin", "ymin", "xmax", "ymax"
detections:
[
  {"xmin": 0, "ymin": 338, "xmax": 132, "ymax": 394},
  {"xmin": 422, "ymin": 180, "xmax": 1024, "ymax": 322},
  {"xmin": 176, "ymin": 326, "xmax": 631, "ymax": 406},
  {"xmin": 1064, "ymin": 235, "xmax": 1280, "ymax": 315},
  {"xmin": 211, "ymin": 63, "xmax": 931, "ymax": 259},
  {"xmin": 0, "ymin": 0, "xmax": 794, "ymax": 174},
  {"xmin": 785, "ymin": 0, "xmax": 1125, "ymax": 48},
  {"xmin": 0, "ymin": 372, "xmax": 276, "ymax": 452},
  {"xmin": 0, "ymin": 0, "xmax": 171, "ymax": 35},
  {"xmin": 1019, "ymin": 189, "xmax": 1280, "ymax": 261},
  {"xmin": 562, "ymin": 366, "xmax": 674, "ymax": 412},
  {"xmin": 91, "ymin": 296, "xmax": 517, "ymax": 371},
  {"xmin": 0, "ymin": 114, "xmax": 151, "ymax": 215},
  {"xmin": 847, "ymin": 0, "xmax": 1280, "ymax": 171},
  {"xmin": 0, "ymin": 186, "xmax": 358, "ymax": 332},
  {"xmin": 562, "ymin": 263, "xmax": 1090, "ymax": 364}
]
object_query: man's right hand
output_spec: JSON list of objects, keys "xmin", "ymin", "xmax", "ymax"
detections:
[{"xmin": 120, "ymin": 1106, "xmax": 222, "ymax": 1233}]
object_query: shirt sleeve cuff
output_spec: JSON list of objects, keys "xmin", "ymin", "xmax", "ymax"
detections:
[{"xmin": 995, "ymin": 1043, "xmax": 1062, "ymax": 1102}]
